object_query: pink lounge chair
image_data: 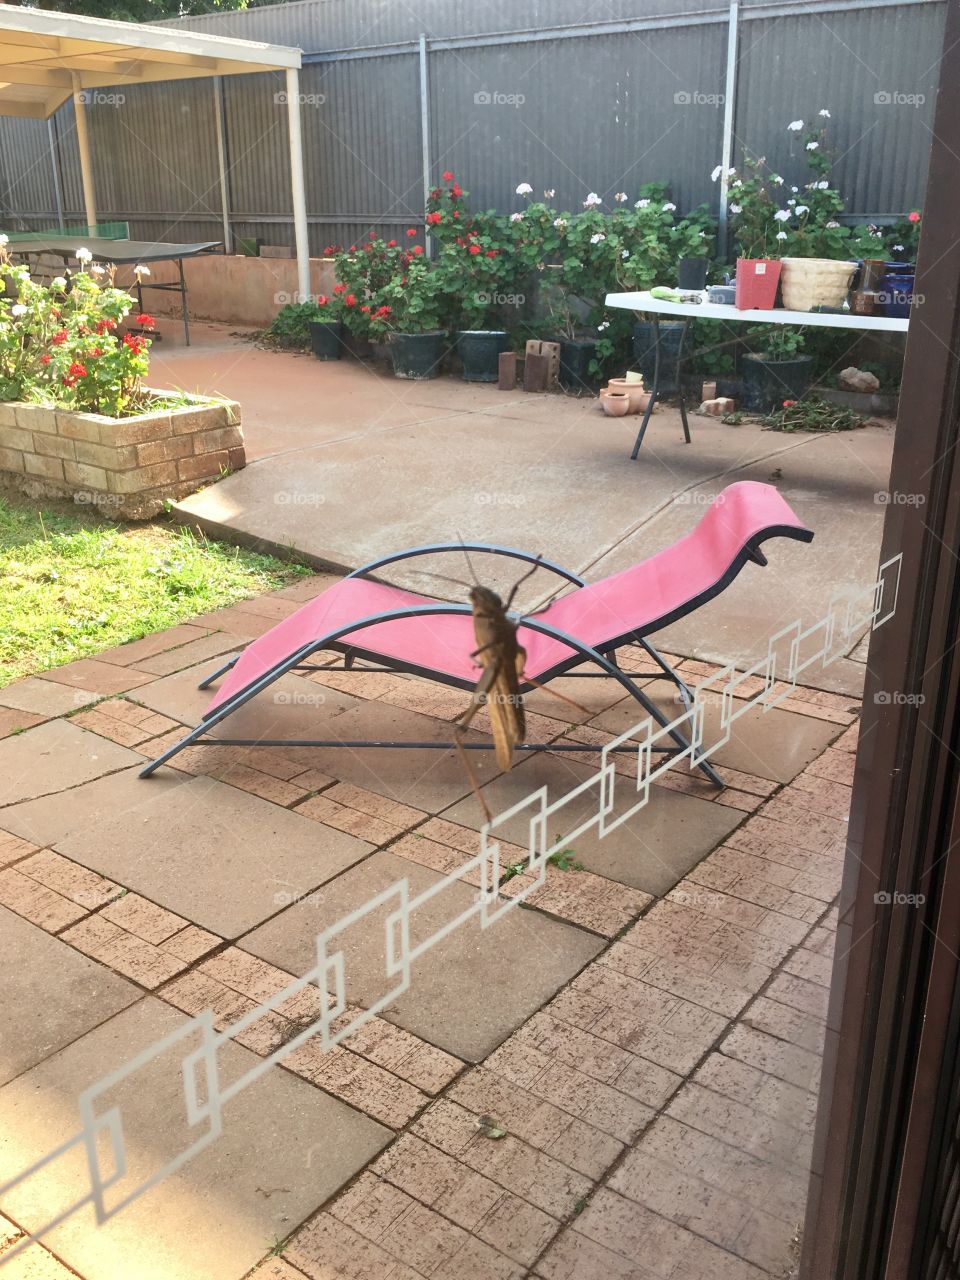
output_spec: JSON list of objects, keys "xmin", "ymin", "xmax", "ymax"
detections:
[{"xmin": 140, "ymin": 481, "xmax": 813, "ymax": 784}]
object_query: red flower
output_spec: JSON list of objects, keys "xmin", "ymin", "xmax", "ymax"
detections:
[
  {"xmin": 333, "ymin": 282, "xmax": 346, "ymax": 294},
  {"xmin": 468, "ymin": 244, "xmax": 481, "ymax": 255},
  {"xmin": 51, "ymin": 329, "xmax": 68, "ymax": 346},
  {"xmin": 136, "ymin": 313, "xmax": 155, "ymax": 328},
  {"xmin": 67, "ymin": 361, "xmax": 88, "ymax": 379},
  {"xmin": 317, "ymin": 295, "xmax": 329, "ymax": 306},
  {"xmin": 368, "ymin": 230, "xmax": 376, "ymax": 238},
  {"xmin": 908, "ymin": 210, "xmax": 921, "ymax": 223},
  {"xmin": 782, "ymin": 399, "xmax": 796, "ymax": 407},
  {"xmin": 95, "ymin": 318, "xmax": 116, "ymax": 335},
  {"xmin": 426, "ymin": 211, "xmax": 442, "ymax": 226},
  {"xmin": 406, "ymin": 228, "xmax": 417, "ymax": 238},
  {"xmin": 412, "ymin": 245, "xmax": 424, "ymax": 255},
  {"xmin": 349, "ymin": 244, "xmax": 356, "ymax": 251},
  {"xmin": 376, "ymin": 305, "xmax": 392, "ymax": 317},
  {"xmin": 40, "ymin": 354, "xmax": 51, "ymax": 365},
  {"xmin": 90, "ymin": 346, "xmax": 103, "ymax": 357},
  {"xmin": 451, "ymin": 184, "xmax": 463, "ymax": 198},
  {"xmin": 485, "ymin": 249, "xmax": 498, "ymax": 258},
  {"xmin": 360, "ymin": 305, "xmax": 370, "ymax": 313},
  {"xmin": 387, "ymin": 239, "xmax": 398, "ymax": 248},
  {"xmin": 62, "ymin": 376, "xmax": 76, "ymax": 388},
  {"xmin": 123, "ymin": 333, "xmax": 146, "ymax": 353},
  {"xmin": 344, "ymin": 294, "xmax": 357, "ymax": 307},
  {"xmin": 442, "ymin": 169, "xmax": 455, "ymax": 181},
  {"xmin": 453, "ymin": 211, "xmax": 460, "ymax": 220}
]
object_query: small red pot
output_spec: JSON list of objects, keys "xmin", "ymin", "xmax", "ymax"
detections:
[{"xmin": 735, "ymin": 258, "xmax": 782, "ymax": 311}]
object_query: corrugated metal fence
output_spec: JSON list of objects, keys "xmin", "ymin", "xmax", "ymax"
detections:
[{"xmin": 0, "ymin": 0, "xmax": 946, "ymax": 254}]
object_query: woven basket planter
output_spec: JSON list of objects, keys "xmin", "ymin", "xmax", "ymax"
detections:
[{"xmin": 780, "ymin": 257, "xmax": 858, "ymax": 312}]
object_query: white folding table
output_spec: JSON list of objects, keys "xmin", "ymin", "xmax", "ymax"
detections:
[{"xmin": 605, "ymin": 289, "xmax": 910, "ymax": 457}]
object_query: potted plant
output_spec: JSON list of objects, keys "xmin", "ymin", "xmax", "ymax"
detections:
[
  {"xmin": 741, "ymin": 324, "xmax": 813, "ymax": 412},
  {"xmin": 774, "ymin": 114, "xmax": 858, "ymax": 311},
  {"xmin": 334, "ymin": 235, "xmax": 418, "ymax": 361},
  {"xmin": 719, "ymin": 155, "xmax": 785, "ymax": 310},
  {"xmin": 672, "ymin": 211, "xmax": 715, "ymax": 290},
  {"xmin": 425, "ymin": 172, "xmax": 515, "ymax": 381},
  {"xmin": 304, "ymin": 291, "xmax": 348, "ymax": 360},
  {"xmin": 368, "ymin": 258, "xmax": 451, "ymax": 379}
]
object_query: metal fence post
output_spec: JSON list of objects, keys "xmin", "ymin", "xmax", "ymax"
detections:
[
  {"xmin": 419, "ymin": 33, "xmax": 432, "ymax": 257},
  {"xmin": 213, "ymin": 76, "xmax": 233, "ymax": 254},
  {"xmin": 46, "ymin": 117, "xmax": 65, "ymax": 230},
  {"xmin": 718, "ymin": 0, "xmax": 739, "ymax": 257}
]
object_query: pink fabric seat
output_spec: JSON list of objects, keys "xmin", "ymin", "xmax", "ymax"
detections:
[{"xmin": 206, "ymin": 480, "xmax": 811, "ymax": 716}]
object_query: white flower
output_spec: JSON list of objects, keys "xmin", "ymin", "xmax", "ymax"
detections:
[
  {"xmin": 543, "ymin": 188, "xmax": 555, "ymax": 199},
  {"xmin": 788, "ymin": 119, "xmax": 804, "ymax": 131},
  {"xmin": 892, "ymin": 243, "xmax": 904, "ymax": 251},
  {"xmin": 791, "ymin": 186, "xmax": 799, "ymax": 193},
  {"xmin": 662, "ymin": 202, "xmax": 677, "ymax": 212},
  {"xmin": 583, "ymin": 192, "xmax": 602, "ymax": 207},
  {"xmin": 711, "ymin": 164, "xmax": 723, "ymax": 182},
  {"xmin": 787, "ymin": 198, "xmax": 797, "ymax": 206},
  {"xmin": 806, "ymin": 141, "xmax": 819, "ymax": 151},
  {"xmin": 75, "ymin": 247, "xmax": 92, "ymax": 264},
  {"xmin": 826, "ymin": 221, "xmax": 841, "ymax": 228},
  {"xmin": 776, "ymin": 231, "xmax": 789, "ymax": 241},
  {"xmin": 818, "ymin": 180, "xmax": 830, "ymax": 189},
  {"xmin": 614, "ymin": 192, "xmax": 628, "ymax": 203},
  {"xmin": 819, "ymin": 108, "xmax": 831, "ymax": 117},
  {"xmin": 553, "ymin": 217, "xmax": 567, "ymax": 229},
  {"xmin": 515, "ymin": 182, "xmax": 533, "ymax": 196},
  {"xmin": 774, "ymin": 209, "xmax": 791, "ymax": 221},
  {"xmin": 10, "ymin": 303, "xmax": 26, "ymax": 316},
  {"xmin": 590, "ymin": 233, "xmax": 606, "ymax": 244},
  {"xmin": 729, "ymin": 203, "xmax": 742, "ymax": 214},
  {"xmin": 635, "ymin": 198, "xmax": 650, "ymax": 209},
  {"xmin": 771, "ymin": 174, "xmax": 784, "ymax": 185},
  {"xmin": 0, "ymin": 234, "xmax": 8, "ymax": 246},
  {"xmin": 52, "ymin": 276, "xmax": 66, "ymax": 288},
  {"xmin": 90, "ymin": 264, "xmax": 105, "ymax": 275},
  {"xmin": 134, "ymin": 264, "xmax": 151, "ymax": 276},
  {"xmin": 597, "ymin": 321, "xmax": 610, "ymax": 331},
  {"xmin": 621, "ymin": 249, "xmax": 630, "ymax": 258},
  {"xmin": 795, "ymin": 204, "xmax": 809, "ymax": 215},
  {"xmin": 510, "ymin": 212, "xmax": 523, "ymax": 222}
]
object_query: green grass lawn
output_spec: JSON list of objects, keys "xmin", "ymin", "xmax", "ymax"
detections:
[{"xmin": 0, "ymin": 495, "xmax": 311, "ymax": 687}]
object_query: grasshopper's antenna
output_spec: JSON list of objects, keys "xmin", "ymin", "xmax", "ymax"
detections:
[{"xmin": 455, "ymin": 530, "xmax": 481, "ymax": 588}]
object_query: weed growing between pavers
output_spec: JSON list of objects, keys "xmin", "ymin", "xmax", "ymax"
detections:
[{"xmin": 0, "ymin": 494, "xmax": 311, "ymax": 685}]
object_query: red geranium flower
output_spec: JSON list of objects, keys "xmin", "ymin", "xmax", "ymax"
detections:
[
  {"xmin": 51, "ymin": 329, "xmax": 68, "ymax": 346},
  {"xmin": 67, "ymin": 361, "xmax": 88, "ymax": 379},
  {"xmin": 387, "ymin": 239, "xmax": 398, "ymax": 248},
  {"xmin": 333, "ymin": 282, "xmax": 346, "ymax": 294},
  {"xmin": 62, "ymin": 376, "xmax": 76, "ymax": 388},
  {"xmin": 40, "ymin": 354, "xmax": 51, "ymax": 365},
  {"xmin": 468, "ymin": 244, "xmax": 481, "ymax": 255},
  {"xmin": 123, "ymin": 333, "xmax": 146, "ymax": 353},
  {"xmin": 411, "ymin": 245, "xmax": 423, "ymax": 255},
  {"xmin": 453, "ymin": 211, "xmax": 460, "ymax": 220},
  {"xmin": 406, "ymin": 228, "xmax": 417, "ymax": 237},
  {"xmin": 426, "ymin": 211, "xmax": 442, "ymax": 226},
  {"xmin": 344, "ymin": 294, "xmax": 357, "ymax": 307},
  {"xmin": 136, "ymin": 313, "xmax": 155, "ymax": 328},
  {"xmin": 360, "ymin": 305, "xmax": 370, "ymax": 313},
  {"xmin": 485, "ymin": 249, "xmax": 498, "ymax": 258},
  {"xmin": 908, "ymin": 210, "xmax": 921, "ymax": 223},
  {"xmin": 783, "ymin": 399, "xmax": 796, "ymax": 407},
  {"xmin": 442, "ymin": 169, "xmax": 454, "ymax": 181},
  {"xmin": 451, "ymin": 184, "xmax": 463, "ymax": 198},
  {"xmin": 317, "ymin": 295, "xmax": 329, "ymax": 306},
  {"xmin": 90, "ymin": 346, "xmax": 103, "ymax": 357}
]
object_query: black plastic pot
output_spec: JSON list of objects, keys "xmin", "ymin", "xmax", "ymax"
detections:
[
  {"xmin": 677, "ymin": 257, "xmax": 709, "ymax": 290},
  {"xmin": 389, "ymin": 331, "xmax": 447, "ymax": 379},
  {"xmin": 741, "ymin": 353, "xmax": 814, "ymax": 413},
  {"xmin": 341, "ymin": 329, "xmax": 375, "ymax": 362},
  {"xmin": 458, "ymin": 330, "xmax": 510, "ymax": 382},
  {"xmin": 307, "ymin": 319, "xmax": 343, "ymax": 360},
  {"xmin": 632, "ymin": 321, "xmax": 685, "ymax": 394},
  {"xmin": 557, "ymin": 337, "xmax": 598, "ymax": 391}
]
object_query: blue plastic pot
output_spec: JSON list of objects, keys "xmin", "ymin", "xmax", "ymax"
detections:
[{"xmin": 878, "ymin": 271, "xmax": 915, "ymax": 320}]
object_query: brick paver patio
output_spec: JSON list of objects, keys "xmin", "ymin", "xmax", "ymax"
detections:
[{"xmin": 0, "ymin": 570, "xmax": 859, "ymax": 1279}]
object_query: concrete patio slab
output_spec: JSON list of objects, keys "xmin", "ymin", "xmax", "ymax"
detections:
[
  {"xmin": 442, "ymin": 753, "xmax": 741, "ymax": 896},
  {"xmin": 0, "ymin": 998, "xmax": 390, "ymax": 1280},
  {"xmin": 0, "ymin": 721, "xmax": 141, "ymax": 809},
  {"xmin": 0, "ymin": 677, "xmax": 99, "ymax": 718},
  {"xmin": 0, "ymin": 908, "xmax": 141, "ymax": 1086},
  {"xmin": 130, "ymin": 659, "xmax": 362, "ymax": 734},
  {"xmin": 0, "ymin": 768, "xmax": 374, "ymax": 937},
  {"xmin": 241, "ymin": 849, "xmax": 603, "ymax": 1061},
  {"xmin": 591, "ymin": 693, "xmax": 842, "ymax": 784}
]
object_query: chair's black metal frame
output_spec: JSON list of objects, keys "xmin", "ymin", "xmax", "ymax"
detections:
[{"xmin": 138, "ymin": 530, "xmax": 812, "ymax": 785}]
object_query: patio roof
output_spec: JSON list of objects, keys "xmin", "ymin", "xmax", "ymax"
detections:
[{"xmin": 0, "ymin": 4, "xmax": 311, "ymax": 298}]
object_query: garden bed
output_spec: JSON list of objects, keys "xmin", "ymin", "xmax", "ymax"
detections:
[{"xmin": 0, "ymin": 389, "xmax": 244, "ymax": 520}]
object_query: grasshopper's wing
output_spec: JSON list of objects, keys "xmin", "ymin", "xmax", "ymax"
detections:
[{"xmin": 486, "ymin": 644, "xmax": 526, "ymax": 771}]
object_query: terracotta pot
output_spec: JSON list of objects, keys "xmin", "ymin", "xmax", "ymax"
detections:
[
  {"xmin": 735, "ymin": 258, "xmax": 781, "ymax": 310},
  {"xmin": 850, "ymin": 290, "xmax": 877, "ymax": 316},
  {"xmin": 606, "ymin": 378, "xmax": 650, "ymax": 413},
  {"xmin": 779, "ymin": 257, "xmax": 858, "ymax": 312},
  {"xmin": 600, "ymin": 392, "xmax": 630, "ymax": 417}
]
